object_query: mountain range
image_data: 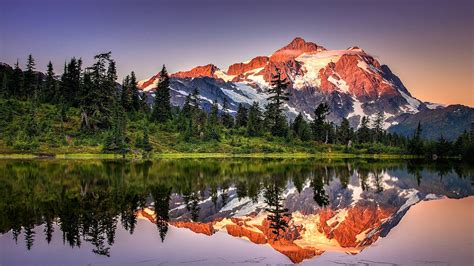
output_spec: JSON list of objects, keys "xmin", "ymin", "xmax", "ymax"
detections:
[{"xmin": 138, "ymin": 37, "xmax": 472, "ymax": 140}]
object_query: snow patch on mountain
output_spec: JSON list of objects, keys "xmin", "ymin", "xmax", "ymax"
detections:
[
  {"xmin": 230, "ymin": 83, "xmax": 268, "ymax": 106},
  {"xmin": 245, "ymin": 67, "xmax": 267, "ymax": 87},
  {"xmin": 425, "ymin": 102, "xmax": 445, "ymax": 110},
  {"xmin": 397, "ymin": 190, "xmax": 420, "ymax": 214},
  {"xmin": 348, "ymin": 97, "xmax": 365, "ymax": 123},
  {"xmin": 284, "ymin": 103, "xmax": 299, "ymax": 116},
  {"xmin": 357, "ymin": 59, "xmax": 381, "ymax": 74},
  {"xmin": 293, "ymin": 49, "xmax": 366, "ymax": 89},
  {"xmin": 328, "ymin": 74, "xmax": 349, "ymax": 93},
  {"xmin": 139, "ymin": 79, "xmax": 158, "ymax": 92},
  {"xmin": 214, "ymin": 70, "xmax": 235, "ymax": 82}
]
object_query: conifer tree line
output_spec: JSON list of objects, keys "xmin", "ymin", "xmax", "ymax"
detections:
[{"xmin": 0, "ymin": 54, "xmax": 472, "ymax": 159}]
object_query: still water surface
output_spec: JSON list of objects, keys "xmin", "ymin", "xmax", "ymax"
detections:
[{"xmin": 0, "ymin": 158, "xmax": 472, "ymax": 265}]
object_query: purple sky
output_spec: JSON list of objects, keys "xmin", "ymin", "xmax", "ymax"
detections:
[{"xmin": 1, "ymin": 0, "xmax": 472, "ymax": 106}]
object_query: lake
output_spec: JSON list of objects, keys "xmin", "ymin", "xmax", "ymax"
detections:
[{"xmin": 0, "ymin": 158, "xmax": 472, "ymax": 265}]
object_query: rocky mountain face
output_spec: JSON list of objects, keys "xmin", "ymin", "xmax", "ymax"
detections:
[
  {"xmin": 138, "ymin": 37, "xmax": 466, "ymax": 130},
  {"xmin": 388, "ymin": 105, "xmax": 474, "ymax": 140}
]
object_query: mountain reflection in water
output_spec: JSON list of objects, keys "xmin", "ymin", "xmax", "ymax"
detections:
[{"xmin": 0, "ymin": 158, "xmax": 472, "ymax": 264}]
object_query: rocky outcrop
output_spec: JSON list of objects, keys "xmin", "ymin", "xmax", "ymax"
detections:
[
  {"xmin": 170, "ymin": 221, "xmax": 216, "ymax": 236},
  {"xmin": 138, "ymin": 73, "xmax": 161, "ymax": 91},
  {"xmin": 227, "ymin": 56, "xmax": 269, "ymax": 76},
  {"xmin": 224, "ymin": 217, "xmax": 320, "ymax": 263},
  {"xmin": 335, "ymin": 54, "xmax": 397, "ymax": 100},
  {"xmin": 170, "ymin": 64, "xmax": 218, "ymax": 79},
  {"xmin": 318, "ymin": 202, "xmax": 395, "ymax": 248},
  {"xmin": 270, "ymin": 37, "xmax": 324, "ymax": 62}
]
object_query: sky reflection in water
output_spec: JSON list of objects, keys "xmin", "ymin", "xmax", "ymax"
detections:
[{"xmin": 0, "ymin": 158, "xmax": 472, "ymax": 265}]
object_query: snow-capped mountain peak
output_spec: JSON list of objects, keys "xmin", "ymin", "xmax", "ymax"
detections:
[{"xmin": 138, "ymin": 37, "xmax": 432, "ymax": 128}]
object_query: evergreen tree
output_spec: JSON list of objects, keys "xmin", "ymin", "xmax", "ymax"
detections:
[
  {"xmin": 151, "ymin": 65, "xmax": 172, "ymax": 123},
  {"xmin": 235, "ymin": 103, "xmax": 248, "ymax": 128},
  {"xmin": 10, "ymin": 60, "xmax": 23, "ymax": 99},
  {"xmin": 357, "ymin": 116, "xmax": 371, "ymax": 143},
  {"xmin": 1, "ymin": 72, "xmax": 8, "ymax": 97},
  {"xmin": 292, "ymin": 113, "xmax": 304, "ymax": 138},
  {"xmin": 337, "ymin": 118, "xmax": 353, "ymax": 146},
  {"xmin": 24, "ymin": 99, "xmax": 39, "ymax": 140},
  {"xmin": 453, "ymin": 130, "xmax": 472, "ymax": 159},
  {"xmin": 104, "ymin": 90, "xmax": 127, "ymax": 156},
  {"xmin": 220, "ymin": 98, "xmax": 234, "ymax": 128},
  {"xmin": 291, "ymin": 113, "xmax": 312, "ymax": 141},
  {"xmin": 266, "ymin": 68, "xmax": 290, "ymax": 136},
  {"xmin": 23, "ymin": 54, "xmax": 37, "ymax": 100},
  {"xmin": 312, "ymin": 102, "xmax": 330, "ymax": 142},
  {"xmin": 178, "ymin": 88, "xmax": 202, "ymax": 141},
  {"xmin": 311, "ymin": 176, "xmax": 329, "ymax": 207},
  {"xmin": 151, "ymin": 185, "xmax": 171, "ymax": 242},
  {"xmin": 61, "ymin": 57, "xmax": 82, "ymax": 106},
  {"xmin": 372, "ymin": 111, "xmax": 385, "ymax": 142},
  {"xmin": 139, "ymin": 92, "xmax": 150, "ymax": 114},
  {"xmin": 42, "ymin": 61, "xmax": 56, "ymax": 103},
  {"xmin": 142, "ymin": 127, "xmax": 153, "ymax": 154},
  {"xmin": 129, "ymin": 71, "xmax": 141, "ymax": 111},
  {"xmin": 435, "ymin": 135, "xmax": 452, "ymax": 157},
  {"xmin": 205, "ymin": 100, "xmax": 220, "ymax": 140},
  {"xmin": 247, "ymin": 101, "xmax": 263, "ymax": 136},
  {"xmin": 407, "ymin": 121, "xmax": 424, "ymax": 155},
  {"xmin": 264, "ymin": 177, "xmax": 290, "ymax": 239},
  {"xmin": 82, "ymin": 52, "xmax": 116, "ymax": 129},
  {"xmin": 120, "ymin": 75, "xmax": 132, "ymax": 111}
]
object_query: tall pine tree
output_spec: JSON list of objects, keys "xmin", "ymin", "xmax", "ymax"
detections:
[
  {"xmin": 372, "ymin": 111, "xmax": 385, "ymax": 142},
  {"xmin": 10, "ymin": 60, "xmax": 23, "ymax": 98},
  {"xmin": 337, "ymin": 118, "xmax": 352, "ymax": 146},
  {"xmin": 266, "ymin": 68, "xmax": 290, "ymax": 137},
  {"xmin": 151, "ymin": 65, "xmax": 172, "ymax": 123},
  {"xmin": 121, "ymin": 75, "xmax": 132, "ymax": 111},
  {"xmin": 235, "ymin": 103, "xmax": 248, "ymax": 128},
  {"xmin": 42, "ymin": 61, "xmax": 56, "ymax": 103},
  {"xmin": 312, "ymin": 102, "xmax": 330, "ymax": 142},
  {"xmin": 220, "ymin": 98, "xmax": 234, "ymax": 128},
  {"xmin": 129, "ymin": 71, "xmax": 141, "ymax": 111},
  {"xmin": 247, "ymin": 102, "xmax": 263, "ymax": 136},
  {"xmin": 357, "ymin": 116, "xmax": 371, "ymax": 143},
  {"xmin": 23, "ymin": 54, "xmax": 37, "ymax": 100},
  {"xmin": 205, "ymin": 100, "xmax": 220, "ymax": 140}
]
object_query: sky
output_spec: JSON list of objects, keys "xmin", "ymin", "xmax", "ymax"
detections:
[{"xmin": 1, "ymin": 0, "xmax": 472, "ymax": 106}]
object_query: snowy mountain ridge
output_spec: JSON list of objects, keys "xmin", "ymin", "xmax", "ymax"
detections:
[{"xmin": 138, "ymin": 37, "xmax": 448, "ymax": 129}]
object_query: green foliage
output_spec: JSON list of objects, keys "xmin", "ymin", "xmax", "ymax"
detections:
[
  {"xmin": 337, "ymin": 117, "xmax": 353, "ymax": 145},
  {"xmin": 311, "ymin": 102, "xmax": 330, "ymax": 142},
  {"xmin": 264, "ymin": 176, "xmax": 290, "ymax": 238},
  {"xmin": 266, "ymin": 68, "xmax": 290, "ymax": 137},
  {"xmin": 407, "ymin": 122, "xmax": 424, "ymax": 155},
  {"xmin": 103, "ymin": 91, "xmax": 127, "ymax": 156},
  {"xmin": 151, "ymin": 65, "xmax": 172, "ymax": 123},
  {"xmin": 220, "ymin": 98, "xmax": 234, "ymax": 128},
  {"xmin": 205, "ymin": 100, "xmax": 220, "ymax": 141},
  {"xmin": 0, "ymin": 54, "xmax": 470, "ymax": 159},
  {"xmin": 235, "ymin": 103, "xmax": 248, "ymax": 128}
]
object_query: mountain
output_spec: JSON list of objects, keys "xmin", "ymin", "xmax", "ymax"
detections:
[
  {"xmin": 140, "ymin": 37, "xmax": 461, "ymax": 130},
  {"xmin": 388, "ymin": 105, "xmax": 474, "ymax": 140}
]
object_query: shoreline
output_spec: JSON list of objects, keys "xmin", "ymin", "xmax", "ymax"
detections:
[{"xmin": 0, "ymin": 152, "xmax": 422, "ymax": 160}]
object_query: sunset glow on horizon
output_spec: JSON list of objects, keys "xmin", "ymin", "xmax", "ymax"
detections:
[{"xmin": 1, "ymin": 0, "xmax": 472, "ymax": 106}]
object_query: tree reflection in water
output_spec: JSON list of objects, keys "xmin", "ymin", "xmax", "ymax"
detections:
[
  {"xmin": 264, "ymin": 176, "xmax": 290, "ymax": 239},
  {"xmin": 0, "ymin": 158, "xmax": 471, "ymax": 256}
]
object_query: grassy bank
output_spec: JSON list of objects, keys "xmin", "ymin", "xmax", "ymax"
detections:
[
  {"xmin": 0, "ymin": 151, "xmax": 416, "ymax": 160},
  {"xmin": 0, "ymin": 98, "xmax": 412, "ymax": 159}
]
